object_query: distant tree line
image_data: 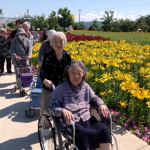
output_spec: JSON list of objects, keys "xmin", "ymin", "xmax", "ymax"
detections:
[
  {"xmin": 3, "ymin": 8, "xmax": 150, "ymax": 32},
  {"xmin": 6, "ymin": 7, "xmax": 74, "ymax": 32}
]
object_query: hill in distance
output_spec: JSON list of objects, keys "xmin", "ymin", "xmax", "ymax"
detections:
[{"xmin": 76, "ymin": 21, "xmax": 103, "ymax": 29}]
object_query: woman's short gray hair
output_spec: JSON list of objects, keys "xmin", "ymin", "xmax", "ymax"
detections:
[
  {"xmin": 0, "ymin": 28, "xmax": 7, "ymax": 34},
  {"xmin": 50, "ymin": 32, "xmax": 67, "ymax": 47},
  {"xmin": 48, "ymin": 30, "xmax": 56, "ymax": 40},
  {"xmin": 64, "ymin": 61, "xmax": 88, "ymax": 82},
  {"xmin": 23, "ymin": 22, "xmax": 31, "ymax": 28}
]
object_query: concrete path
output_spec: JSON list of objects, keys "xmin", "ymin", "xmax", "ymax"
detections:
[{"xmin": 0, "ymin": 68, "xmax": 150, "ymax": 150}]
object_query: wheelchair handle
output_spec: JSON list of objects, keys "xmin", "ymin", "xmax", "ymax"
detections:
[{"xmin": 51, "ymin": 84, "xmax": 55, "ymax": 90}]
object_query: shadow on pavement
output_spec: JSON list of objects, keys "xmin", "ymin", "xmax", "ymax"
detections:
[
  {"xmin": 0, "ymin": 82, "xmax": 16, "ymax": 88},
  {"xmin": 0, "ymin": 101, "xmax": 40, "ymax": 123},
  {"xmin": 0, "ymin": 132, "xmax": 39, "ymax": 150},
  {"xmin": 112, "ymin": 122, "xmax": 127, "ymax": 135}
]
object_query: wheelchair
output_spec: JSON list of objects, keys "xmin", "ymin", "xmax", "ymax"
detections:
[{"xmin": 38, "ymin": 102, "xmax": 119, "ymax": 150}]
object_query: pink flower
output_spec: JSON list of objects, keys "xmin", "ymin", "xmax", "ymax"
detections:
[
  {"xmin": 115, "ymin": 111, "xmax": 120, "ymax": 116},
  {"xmin": 129, "ymin": 130, "xmax": 133, "ymax": 133},
  {"xmin": 135, "ymin": 129, "xmax": 140, "ymax": 134},
  {"xmin": 112, "ymin": 118, "xmax": 117, "ymax": 122},
  {"xmin": 127, "ymin": 118, "xmax": 133, "ymax": 123},
  {"xmin": 145, "ymin": 127, "xmax": 148, "ymax": 132},
  {"xmin": 124, "ymin": 123, "xmax": 129, "ymax": 129},
  {"xmin": 132, "ymin": 120, "xmax": 136, "ymax": 124},
  {"xmin": 142, "ymin": 136, "xmax": 148, "ymax": 142},
  {"xmin": 147, "ymin": 129, "xmax": 150, "ymax": 134},
  {"xmin": 133, "ymin": 125, "xmax": 137, "ymax": 129}
]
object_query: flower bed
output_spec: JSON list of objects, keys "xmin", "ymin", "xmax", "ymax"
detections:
[
  {"xmin": 28, "ymin": 35, "xmax": 150, "ymax": 144},
  {"xmin": 110, "ymin": 109, "xmax": 150, "ymax": 144},
  {"xmin": 66, "ymin": 32, "xmax": 110, "ymax": 42}
]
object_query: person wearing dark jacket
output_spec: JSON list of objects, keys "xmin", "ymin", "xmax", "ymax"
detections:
[
  {"xmin": 10, "ymin": 19, "xmax": 23, "ymax": 43},
  {"xmin": 0, "ymin": 28, "xmax": 12, "ymax": 73},
  {"xmin": 40, "ymin": 32, "xmax": 71, "ymax": 116}
]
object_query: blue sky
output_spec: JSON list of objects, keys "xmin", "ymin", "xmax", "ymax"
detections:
[{"xmin": 1, "ymin": 0, "xmax": 150, "ymax": 22}]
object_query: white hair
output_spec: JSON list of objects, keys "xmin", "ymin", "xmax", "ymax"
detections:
[
  {"xmin": 50, "ymin": 32, "xmax": 67, "ymax": 47},
  {"xmin": 23, "ymin": 22, "xmax": 31, "ymax": 28},
  {"xmin": 47, "ymin": 30, "xmax": 56, "ymax": 40}
]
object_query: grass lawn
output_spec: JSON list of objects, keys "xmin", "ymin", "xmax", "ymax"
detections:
[{"xmin": 70, "ymin": 31, "xmax": 150, "ymax": 46}]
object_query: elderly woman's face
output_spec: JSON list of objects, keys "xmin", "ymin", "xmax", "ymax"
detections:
[
  {"xmin": 69, "ymin": 65, "xmax": 84, "ymax": 87},
  {"xmin": 53, "ymin": 34, "xmax": 65, "ymax": 52},
  {"xmin": 23, "ymin": 24, "xmax": 30, "ymax": 33}
]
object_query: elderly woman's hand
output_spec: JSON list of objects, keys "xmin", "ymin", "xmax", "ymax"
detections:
[
  {"xmin": 98, "ymin": 105, "xmax": 110, "ymax": 118},
  {"xmin": 62, "ymin": 109, "xmax": 75, "ymax": 125},
  {"xmin": 43, "ymin": 79, "xmax": 52, "ymax": 88},
  {"xmin": 16, "ymin": 56, "xmax": 22, "ymax": 61}
]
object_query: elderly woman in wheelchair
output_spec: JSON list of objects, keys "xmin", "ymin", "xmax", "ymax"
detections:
[{"xmin": 38, "ymin": 61, "xmax": 118, "ymax": 150}]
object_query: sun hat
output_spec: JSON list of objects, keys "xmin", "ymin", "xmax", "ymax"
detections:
[
  {"xmin": 16, "ymin": 28, "xmax": 27, "ymax": 36},
  {"xmin": 0, "ymin": 28, "xmax": 7, "ymax": 34},
  {"xmin": 37, "ymin": 28, "xmax": 40, "ymax": 31}
]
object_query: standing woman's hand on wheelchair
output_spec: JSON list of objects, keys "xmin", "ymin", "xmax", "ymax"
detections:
[
  {"xmin": 98, "ymin": 105, "xmax": 110, "ymax": 118},
  {"xmin": 62, "ymin": 109, "xmax": 75, "ymax": 125},
  {"xmin": 43, "ymin": 79, "xmax": 53, "ymax": 88}
]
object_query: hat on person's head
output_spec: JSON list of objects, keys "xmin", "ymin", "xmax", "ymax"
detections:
[
  {"xmin": 37, "ymin": 28, "xmax": 40, "ymax": 31},
  {"xmin": 16, "ymin": 28, "xmax": 27, "ymax": 36},
  {"xmin": 0, "ymin": 28, "xmax": 7, "ymax": 34},
  {"xmin": 15, "ymin": 19, "xmax": 23, "ymax": 25},
  {"xmin": 48, "ymin": 30, "xmax": 56, "ymax": 40}
]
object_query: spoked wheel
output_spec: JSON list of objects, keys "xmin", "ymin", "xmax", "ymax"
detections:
[{"xmin": 38, "ymin": 114, "xmax": 62, "ymax": 150}]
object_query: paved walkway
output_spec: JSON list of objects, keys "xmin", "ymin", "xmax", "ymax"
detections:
[{"xmin": 0, "ymin": 68, "xmax": 150, "ymax": 150}]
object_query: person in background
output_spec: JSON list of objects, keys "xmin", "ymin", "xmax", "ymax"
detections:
[
  {"xmin": 38, "ymin": 30, "xmax": 56, "ymax": 67},
  {"xmin": 23, "ymin": 22, "xmax": 35, "ymax": 49},
  {"xmin": 9, "ymin": 28, "xmax": 32, "ymax": 89},
  {"xmin": 40, "ymin": 32, "xmax": 71, "ymax": 117},
  {"xmin": 33, "ymin": 28, "xmax": 41, "ymax": 43},
  {"xmin": 10, "ymin": 19, "xmax": 23, "ymax": 43},
  {"xmin": 0, "ymin": 28, "xmax": 12, "ymax": 73},
  {"xmin": 43, "ymin": 25, "xmax": 49, "ymax": 41}
]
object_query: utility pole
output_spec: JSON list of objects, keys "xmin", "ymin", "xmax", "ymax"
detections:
[{"xmin": 79, "ymin": 9, "xmax": 81, "ymax": 23}]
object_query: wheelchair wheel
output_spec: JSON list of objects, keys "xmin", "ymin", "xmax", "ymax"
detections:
[
  {"xmin": 25, "ymin": 108, "xmax": 36, "ymax": 118},
  {"xmin": 38, "ymin": 114, "xmax": 62, "ymax": 150},
  {"xmin": 20, "ymin": 89, "xmax": 26, "ymax": 97}
]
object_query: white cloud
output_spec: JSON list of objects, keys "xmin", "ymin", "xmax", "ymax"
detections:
[
  {"xmin": 141, "ymin": 11, "xmax": 146, "ymax": 15},
  {"xmin": 75, "ymin": 13, "xmax": 101, "ymax": 22},
  {"xmin": 75, "ymin": 11, "xmax": 136, "ymax": 22}
]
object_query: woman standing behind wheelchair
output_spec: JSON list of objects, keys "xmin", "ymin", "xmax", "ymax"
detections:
[
  {"xmin": 48, "ymin": 61, "xmax": 112, "ymax": 150},
  {"xmin": 40, "ymin": 32, "xmax": 71, "ymax": 115}
]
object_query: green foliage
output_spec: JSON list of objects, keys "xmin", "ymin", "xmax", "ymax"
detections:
[
  {"xmin": 7, "ymin": 21, "xmax": 15, "ymax": 28},
  {"xmin": 137, "ymin": 22, "xmax": 149, "ymax": 32},
  {"xmin": 22, "ymin": 14, "xmax": 47, "ymax": 31},
  {"xmin": 100, "ymin": 10, "xmax": 116, "ymax": 31},
  {"xmin": 47, "ymin": 11, "xmax": 60, "ymax": 29},
  {"xmin": 0, "ymin": 10, "xmax": 1, "ymax": 15},
  {"xmin": 72, "ymin": 22, "xmax": 85, "ymax": 30},
  {"xmin": 88, "ymin": 19, "xmax": 100, "ymax": 31},
  {"xmin": 58, "ymin": 7, "xmax": 74, "ymax": 29}
]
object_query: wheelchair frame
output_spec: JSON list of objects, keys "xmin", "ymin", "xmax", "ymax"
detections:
[{"xmin": 38, "ymin": 109, "xmax": 119, "ymax": 150}]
